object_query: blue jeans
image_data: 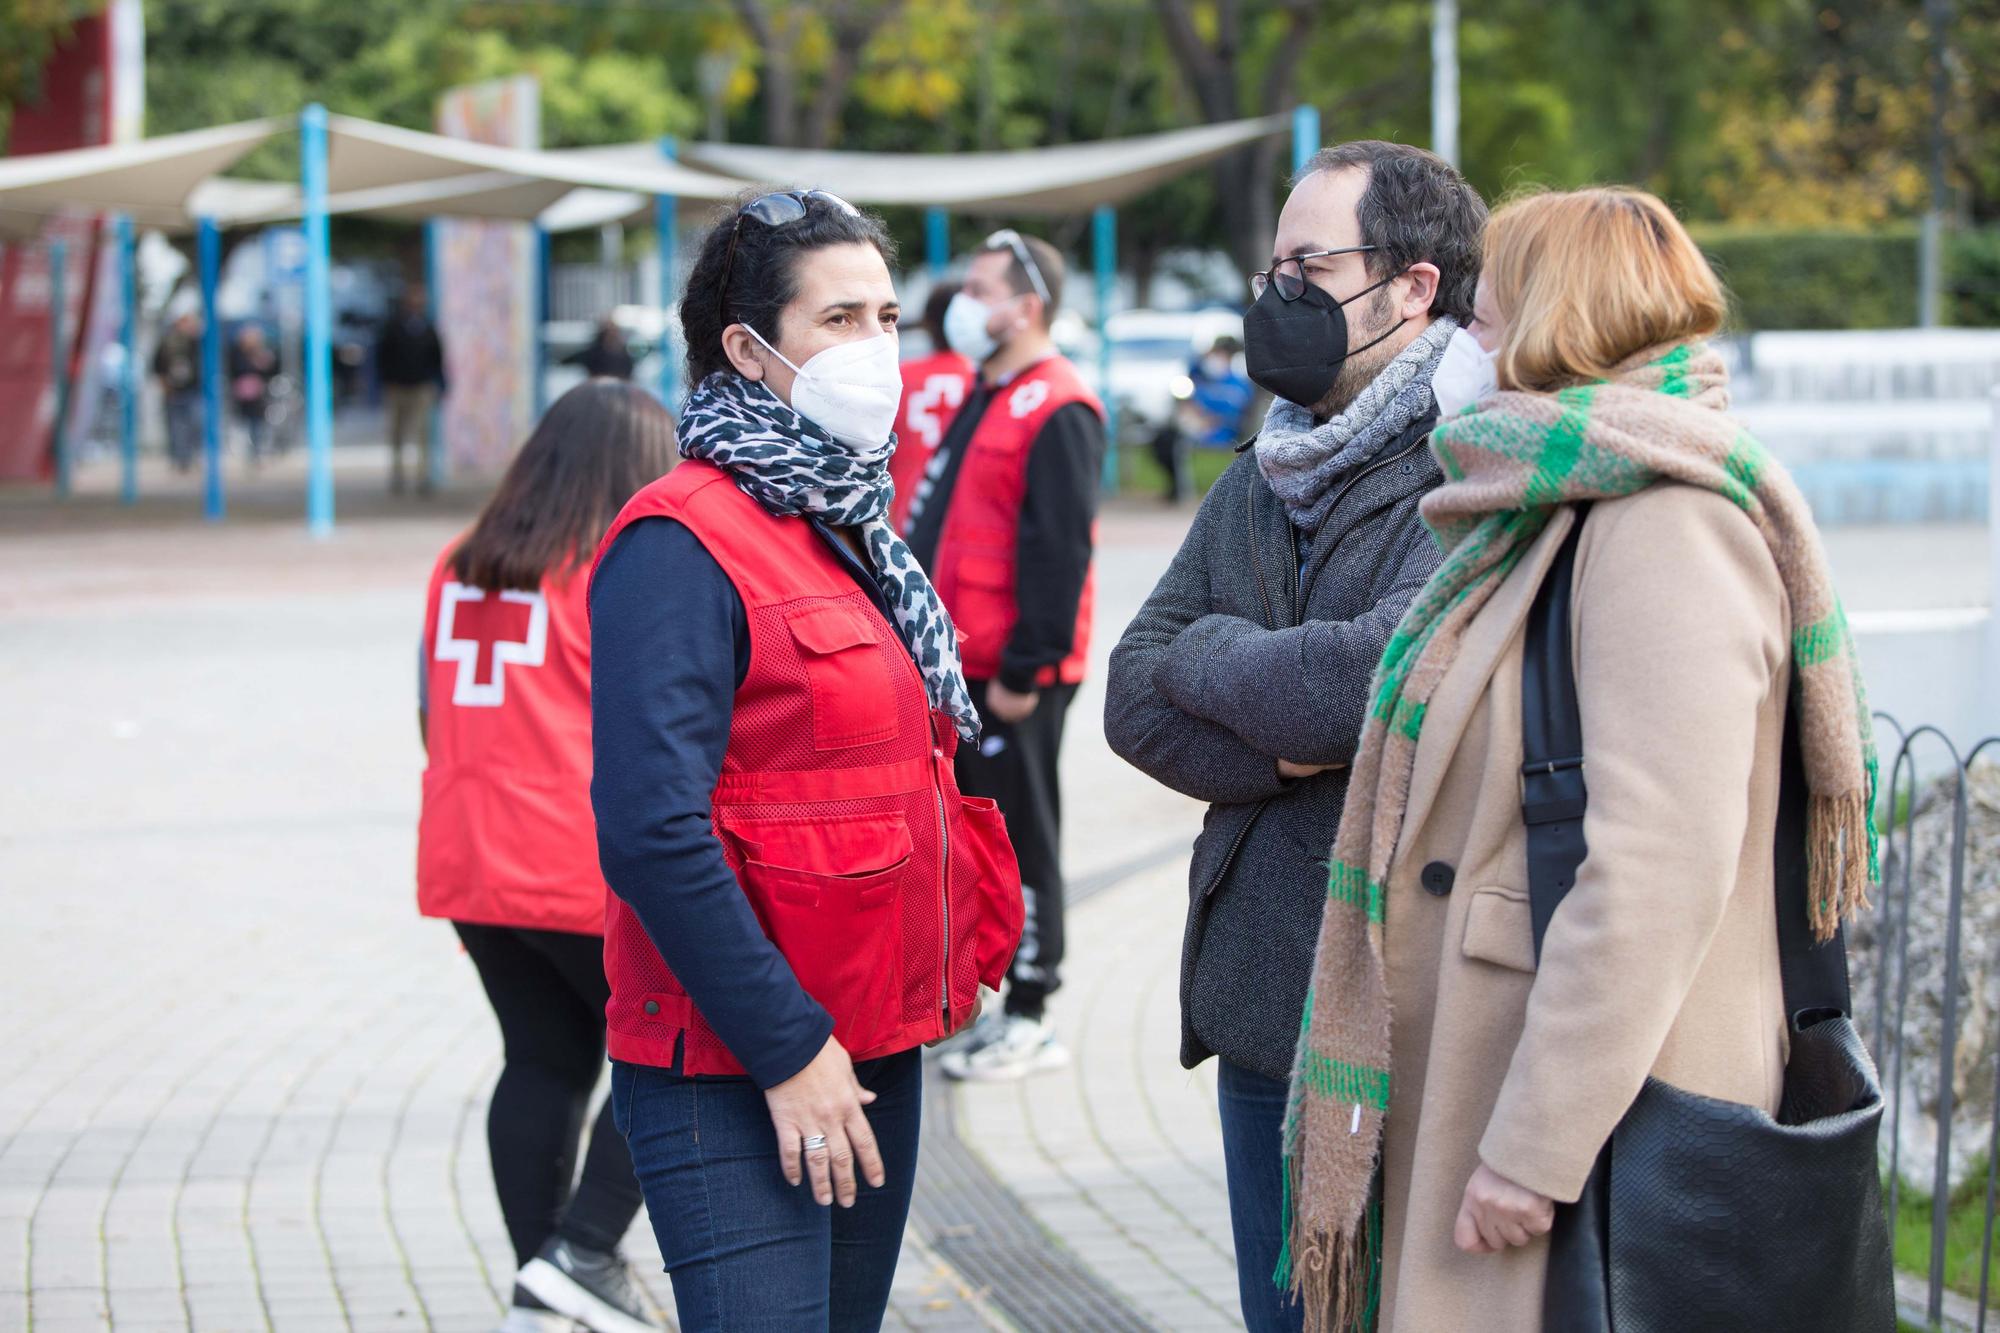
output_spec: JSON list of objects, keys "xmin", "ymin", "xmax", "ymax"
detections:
[
  {"xmin": 612, "ymin": 1048, "xmax": 922, "ymax": 1332},
  {"xmin": 1218, "ymin": 1059, "xmax": 1307, "ymax": 1333}
]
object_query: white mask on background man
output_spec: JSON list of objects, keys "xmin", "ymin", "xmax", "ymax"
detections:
[
  {"xmin": 943, "ymin": 291, "xmax": 1003, "ymax": 365},
  {"xmin": 749, "ymin": 327, "xmax": 903, "ymax": 450},
  {"xmin": 1431, "ymin": 325, "xmax": 1499, "ymax": 417}
]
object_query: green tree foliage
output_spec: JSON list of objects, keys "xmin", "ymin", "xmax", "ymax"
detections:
[{"xmin": 5, "ymin": 0, "xmax": 1992, "ymax": 310}]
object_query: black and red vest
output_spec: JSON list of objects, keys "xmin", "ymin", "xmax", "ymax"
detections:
[
  {"xmin": 590, "ymin": 460, "xmax": 1024, "ymax": 1076},
  {"xmin": 929, "ymin": 356, "xmax": 1103, "ymax": 686}
]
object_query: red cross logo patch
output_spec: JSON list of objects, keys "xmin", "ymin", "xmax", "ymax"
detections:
[
  {"xmin": 1008, "ymin": 379, "xmax": 1050, "ymax": 420},
  {"xmin": 435, "ymin": 582, "xmax": 548, "ymax": 707},
  {"xmin": 905, "ymin": 372, "xmax": 968, "ymax": 449}
]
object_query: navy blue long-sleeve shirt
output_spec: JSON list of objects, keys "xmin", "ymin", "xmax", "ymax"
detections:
[{"xmin": 589, "ymin": 512, "xmax": 895, "ymax": 1089}]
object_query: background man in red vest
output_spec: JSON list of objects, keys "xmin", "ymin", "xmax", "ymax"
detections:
[
  {"xmin": 906, "ymin": 230, "xmax": 1106, "ymax": 1082},
  {"xmin": 889, "ymin": 283, "xmax": 974, "ymax": 533}
]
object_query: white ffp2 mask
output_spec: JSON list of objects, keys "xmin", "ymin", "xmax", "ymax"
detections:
[
  {"xmin": 943, "ymin": 291, "xmax": 1000, "ymax": 365},
  {"xmin": 1431, "ymin": 326, "xmax": 1499, "ymax": 418},
  {"xmin": 749, "ymin": 327, "xmax": 904, "ymax": 450}
]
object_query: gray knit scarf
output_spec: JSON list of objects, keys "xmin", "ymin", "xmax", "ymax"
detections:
[{"xmin": 1254, "ymin": 316, "xmax": 1459, "ymax": 531}]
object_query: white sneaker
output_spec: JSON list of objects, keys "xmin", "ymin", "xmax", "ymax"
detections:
[
  {"xmin": 493, "ymin": 1305, "xmax": 573, "ymax": 1333},
  {"xmin": 938, "ymin": 1014, "xmax": 1070, "ymax": 1082},
  {"xmin": 517, "ymin": 1240, "xmax": 659, "ymax": 1333},
  {"xmin": 929, "ymin": 1003, "xmax": 1007, "ymax": 1058}
]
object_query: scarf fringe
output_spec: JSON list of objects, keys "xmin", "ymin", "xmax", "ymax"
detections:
[
  {"xmin": 1281, "ymin": 1217, "xmax": 1376, "ymax": 1333},
  {"xmin": 1808, "ymin": 789, "xmax": 1874, "ymax": 942}
]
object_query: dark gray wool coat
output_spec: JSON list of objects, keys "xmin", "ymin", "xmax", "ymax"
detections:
[{"xmin": 1104, "ymin": 406, "xmax": 1445, "ymax": 1082}]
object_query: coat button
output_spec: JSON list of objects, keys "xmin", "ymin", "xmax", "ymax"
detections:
[
  {"xmin": 643, "ymin": 1000, "xmax": 660, "ymax": 1016},
  {"xmin": 1420, "ymin": 862, "xmax": 1455, "ymax": 896}
]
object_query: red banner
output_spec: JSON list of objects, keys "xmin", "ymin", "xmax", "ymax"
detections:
[{"xmin": 0, "ymin": 13, "xmax": 119, "ymax": 483}]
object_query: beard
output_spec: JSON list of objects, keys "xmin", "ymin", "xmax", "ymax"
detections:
[{"xmin": 1309, "ymin": 285, "xmax": 1401, "ymax": 421}]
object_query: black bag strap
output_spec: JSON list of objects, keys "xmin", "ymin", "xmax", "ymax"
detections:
[{"xmin": 1520, "ymin": 505, "xmax": 1853, "ymax": 1025}]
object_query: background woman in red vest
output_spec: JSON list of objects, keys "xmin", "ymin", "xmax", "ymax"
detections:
[
  {"xmin": 588, "ymin": 190, "xmax": 1021, "ymax": 1332},
  {"xmin": 418, "ymin": 379, "xmax": 676, "ymax": 1333}
]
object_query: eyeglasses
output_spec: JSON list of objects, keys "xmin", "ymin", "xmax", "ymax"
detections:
[
  {"xmin": 1249, "ymin": 245, "xmax": 1381, "ymax": 302},
  {"xmin": 985, "ymin": 228, "xmax": 1052, "ymax": 305},
  {"xmin": 716, "ymin": 189, "xmax": 862, "ymax": 328}
]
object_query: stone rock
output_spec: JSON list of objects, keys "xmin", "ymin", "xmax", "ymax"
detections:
[{"xmin": 1850, "ymin": 761, "xmax": 2000, "ymax": 1195}]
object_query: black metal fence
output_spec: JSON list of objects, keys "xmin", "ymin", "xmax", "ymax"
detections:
[{"xmin": 1868, "ymin": 711, "xmax": 2000, "ymax": 1329}]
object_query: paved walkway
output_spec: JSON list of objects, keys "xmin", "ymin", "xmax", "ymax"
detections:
[
  {"xmin": 6, "ymin": 447, "xmax": 1980, "ymax": 1332},
  {"xmin": 0, "ymin": 460, "xmax": 1219, "ymax": 1332}
]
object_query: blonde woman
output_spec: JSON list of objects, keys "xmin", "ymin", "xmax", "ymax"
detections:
[{"xmin": 1277, "ymin": 188, "xmax": 1879, "ymax": 1331}]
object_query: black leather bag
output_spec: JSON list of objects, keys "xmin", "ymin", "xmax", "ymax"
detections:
[{"xmin": 1523, "ymin": 509, "xmax": 1896, "ymax": 1333}]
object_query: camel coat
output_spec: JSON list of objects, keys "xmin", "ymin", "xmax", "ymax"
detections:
[{"xmin": 1377, "ymin": 484, "xmax": 1792, "ymax": 1332}]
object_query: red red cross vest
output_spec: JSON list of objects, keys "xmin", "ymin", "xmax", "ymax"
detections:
[
  {"xmin": 890, "ymin": 348, "xmax": 975, "ymax": 533},
  {"xmin": 589, "ymin": 460, "xmax": 1024, "ymax": 1076},
  {"xmin": 929, "ymin": 355, "xmax": 1103, "ymax": 686},
  {"xmin": 417, "ymin": 548, "xmax": 608, "ymax": 936}
]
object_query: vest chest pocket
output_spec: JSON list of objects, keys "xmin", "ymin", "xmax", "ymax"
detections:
[
  {"xmin": 785, "ymin": 603, "xmax": 901, "ymax": 749},
  {"xmin": 722, "ymin": 813, "xmax": 912, "ymax": 1039}
]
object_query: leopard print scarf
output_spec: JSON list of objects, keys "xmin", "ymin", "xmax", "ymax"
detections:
[{"xmin": 679, "ymin": 371, "xmax": 980, "ymax": 742}]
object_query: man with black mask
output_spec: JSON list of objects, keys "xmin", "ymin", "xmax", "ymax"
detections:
[{"xmin": 1104, "ymin": 141, "xmax": 1487, "ymax": 1333}]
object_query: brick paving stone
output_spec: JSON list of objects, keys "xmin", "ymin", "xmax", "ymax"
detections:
[{"xmin": 4, "ymin": 488, "xmax": 1261, "ymax": 1331}]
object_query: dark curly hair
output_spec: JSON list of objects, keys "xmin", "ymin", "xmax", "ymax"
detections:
[
  {"xmin": 680, "ymin": 191, "xmax": 899, "ymax": 387},
  {"xmin": 1295, "ymin": 140, "xmax": 1488, "ymax": 325}
]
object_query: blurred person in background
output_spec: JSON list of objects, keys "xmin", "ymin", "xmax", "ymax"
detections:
[
  {"xmin": 1104, "ymin": 141, "xmax": 1486, "ymax": 1333},
  {"xmin": 418, "ymin": 379, "xmax": 679, "ymax": 1333},
  {"xmin": 379, "ymin": 284, "xmax": 448, "ymax": 495},
  {"xmin": 1277, "ymin": 187, "xmax": 1878, "ymax": 1332},
  {"xmin": 906, "ymin": 231, "xmax": 1106, "ymax": 1083},
  {"xmin": 589, "ymin": 190, "xmax": 1021, "ymax": 1332},
  {"xmin": 153, "ymin": 309, "xmax": 203, "ymax": 472},
  {"xmin": 1150, "ymin": 334, "xmax": 1253, "ymax": 503},
  {"xmin": 227, "ymin": 324, "xmax": 279, "ymax": 461},
  {"xmin": 889, "ymin": 282, "xmax": 972, "ymax": 532},
  {"xmin": 567, "ymin": 316, "xmax": 637, "ymax": 381}
]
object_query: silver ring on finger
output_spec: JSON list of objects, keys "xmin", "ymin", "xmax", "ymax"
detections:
[{"xmin": 802, "ymin": 1134, "xmax": 828, "ymax": 1152}]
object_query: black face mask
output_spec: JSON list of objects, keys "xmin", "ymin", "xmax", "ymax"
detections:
[{"xmin": 1243, "ymin": 270, "xmax": 1406, "ymax": 409}]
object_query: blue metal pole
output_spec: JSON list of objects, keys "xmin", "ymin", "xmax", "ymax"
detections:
[
  {"xmin": 117, "ymin": 215, "xmax": 139, "ymax": 504},
  {"xmin": 533, "ymin": 223, "xmax": 550, "ymax": 418},
  {"xmin": 49, "ymin": 240, "xmax": 71, "ymax": 498},
  {"xmin": 424, "ymin": 218, "xmax": 445, "ymax": 494},
  {"xmin": 301, "ymin": 103, "xmax": 334, "ymax": 538},
  {"xmin": 197, "ymin": 217, "xmax": 224, "ymax": 521},
  {"xmin": 925, "ymin": 207, "xmax": 950, "ymax": 278},
  {"xmin": 655, "ymin": 135, "xmax": 679, "ymax": 409},
  {"xmin": 1093, "ymin": 205, "xmax": 1118, "ymax": 492},
  {"xmin": 1292, "ymin": 103, "xmax": 1321, "ymax": 177}
]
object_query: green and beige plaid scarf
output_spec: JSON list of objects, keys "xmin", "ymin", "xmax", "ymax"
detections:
[{"xmin": 1278, "ymin": 341, "xmax": 1879, "ymax": 1332}]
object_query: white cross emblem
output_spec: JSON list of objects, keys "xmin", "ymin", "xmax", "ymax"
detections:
[
  {"xmin": 905, "ymin": 372, "xmax": 968, "ymax": 449},
  {"xmin": 1008, "ymin": 379, "xmax": 1050, "ymax": 419},
  {"xmin": 434, "ymin": 582, "xmax": 548, "ymax": 707}
]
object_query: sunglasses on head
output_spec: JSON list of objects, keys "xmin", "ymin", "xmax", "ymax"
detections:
[
  {"xmin": 716, "ymin": 189, "xmax": 863, "ymax": 329},
  {"xmin": 985, "ymin": 228, "xmax": 1052, "ymax": 305}
]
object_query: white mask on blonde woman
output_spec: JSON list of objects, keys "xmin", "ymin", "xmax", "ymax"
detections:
[{"xmin": 1431, "ymin": 326, "xmax": 1500, "ymax": 418}]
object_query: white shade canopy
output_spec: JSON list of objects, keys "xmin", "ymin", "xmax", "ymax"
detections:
[
  {"xmin": 205, "ymin": 171, "xmax": 588, "ymax": 228},
  {"xmin": 0, "ymin": 118, "xmax": 279, "ymax": 237},
  {"xmin": 661, "ymin": 114, "xmax": 1288, "ymax": 214},
  {"xmin": 324, "ymin": 114, "xmax": 745, "ymax": 201}
]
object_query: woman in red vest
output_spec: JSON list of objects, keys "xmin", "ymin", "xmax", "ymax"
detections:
[
  {"xmin": 588, "ymin": 191, "xmax": 1022, "ymax": 1332},
  {"xmin": 419, "ymin": 379, "xmax": 676, "ymax": 1333}
]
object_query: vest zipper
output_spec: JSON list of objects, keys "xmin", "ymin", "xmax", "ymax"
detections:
[{"xmin": 929, "ymin": 714, "xmax": 952, "ymax": 1024}]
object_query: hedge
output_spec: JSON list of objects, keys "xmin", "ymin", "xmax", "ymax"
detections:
[{"xmin": 1690, "ymin": 226, "xmax": 2000, "ymax": 331}]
